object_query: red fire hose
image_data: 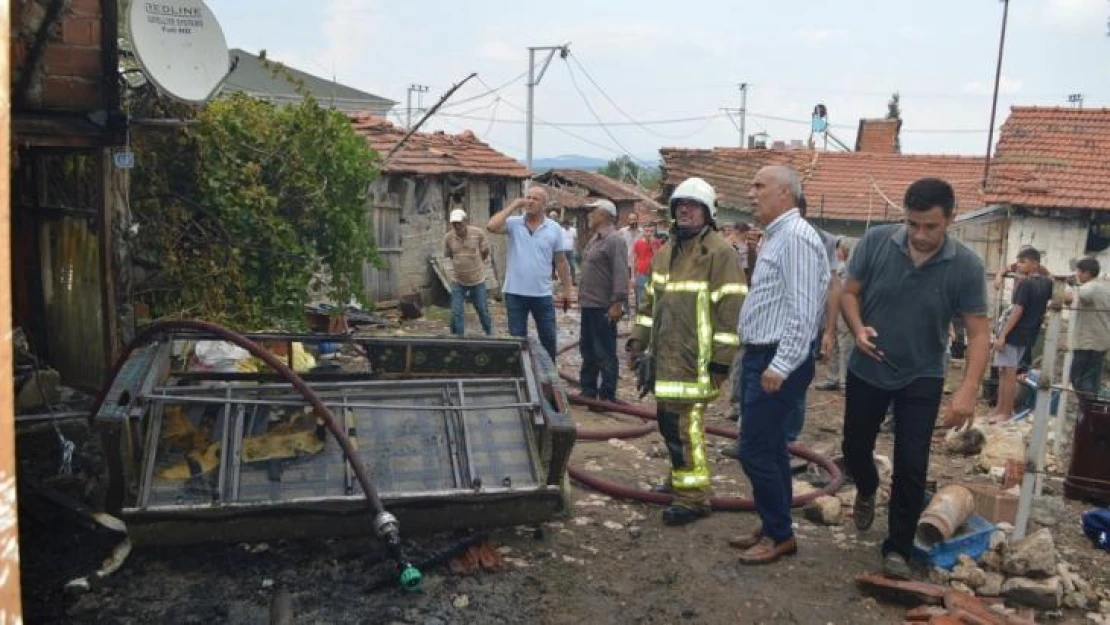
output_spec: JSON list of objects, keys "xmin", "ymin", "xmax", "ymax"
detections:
[{"xmin": 556, "ymin": 340, "xmax": 844, "ymax": 510}]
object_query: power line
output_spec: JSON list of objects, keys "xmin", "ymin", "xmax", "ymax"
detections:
[
  {"xmin": 437, "ymin": 110, "xmax": 728, "ymax": 127},
  {"xmin": 722, "ymin": 108, "xmax": 990, "ymax": 135},
  {"xmin": 567, "ymin": 52, "xmax": 697, "ymax": 141},
  {"xmin": 483, "ymin": 97, "xmax": 501, "ymax": 137},
  {"xmin": 440, "ymin": 71, "xmax": 528, "ymax": 110},
  {"xmin": 468, "ymin": 84, "xmax": 642, "ymax": 159},
  {"xmin": 563, "ymin": 58, "xmax": 652, "ymax": 165}
]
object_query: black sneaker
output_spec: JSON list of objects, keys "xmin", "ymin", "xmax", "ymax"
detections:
[
  {"xmin": 719, "ymin": 444, "xmax": 739, "ymax": 460},
  {"xmin": 661, "ymin": 505, "xmax": 710, "ymax": 526},
  {"xmin": 854, "ymin": 493, "xmax": 876, "ymax": 531},
  {"xmin": 815, "ymin": 381, "xmax": 841, "ymax": 392},
  {"xmin": 882, "ymin": 552, "xmax": 912, "ymax": 580}
]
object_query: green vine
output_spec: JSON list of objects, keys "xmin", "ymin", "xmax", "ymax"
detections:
[{"xmin": 130, "ymin": 69, "xmax": 380, "ymax": 330}]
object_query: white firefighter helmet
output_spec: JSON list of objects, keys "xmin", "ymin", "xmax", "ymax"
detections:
[{"xmin": 669, "ymin": 177, "xmax": 718, "ymax": 221}]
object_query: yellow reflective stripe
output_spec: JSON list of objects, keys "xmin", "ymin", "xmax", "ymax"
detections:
[
  {"xmin": 635, "ymin": 315, "xmax": 653, "ymax": 328},
  {"xmin": 651, "ymin": 272, "xmax": 668, "ymax": 286},
  {"xmin": 695, "ymin": 288, "xmax": 713, "ymax": 395},
  {"xmin": 671, "ymin": 471, "xmax": 711, "ymax": 489},
  {"xmin": 710, "ymin": 283, "xmax": 748, "ymax": 303},
  {"xmin": 671, "ymin": 403, "xmax": 709, "ymax": 490},
  {"xmin": 713, "ymin": 332, "xmax": 740, "ymax": 346},
  {"xmin": 665, "ymin": 280, "xmax": 709, "ymax": 293},
  {"xmin": 653, "ymin": 380, "xmax": 708, "ymax": 399}
]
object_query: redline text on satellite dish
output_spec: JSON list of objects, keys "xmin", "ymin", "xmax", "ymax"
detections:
[
  {"xmin": 143, "ymin": 4, "xmax": 204, "ymax": 34},
  {"xmin": 144, "ymin": 3, "xmax": 201, "ymax": 17}
]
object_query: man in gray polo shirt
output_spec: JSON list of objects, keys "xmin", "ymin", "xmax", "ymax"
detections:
[{"xmin": 840, "ymin": 177, "xmax": 990, "ymax": 580}]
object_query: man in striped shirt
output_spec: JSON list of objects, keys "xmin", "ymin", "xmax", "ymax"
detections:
[{"xmin": 729, "ymin": 165, "xmax": 829, "ymax": 565}]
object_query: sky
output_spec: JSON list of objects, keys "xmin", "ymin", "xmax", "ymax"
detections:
[{"xmin": 205, "ymin": 0, "xmax": 1109, "ymax": 163}]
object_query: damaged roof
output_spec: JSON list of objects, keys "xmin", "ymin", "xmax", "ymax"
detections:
[
  {"xmin": 533, "ymin": 169, "xmax": 664, "ymax": 210},
  {"xmin": 984, "ymin": 106, "xmax": 1110, "ymax": 210},
  {"xmin": 350, "ymin": 115, "xmax": 531, "ymax": 178},
  {"xmin": 660, "ymin": 147, "xmax": 985, "ymax": 222},
  {"xmin": 528, "ymin": 182, "xmax": 591, "ymax": 211}
]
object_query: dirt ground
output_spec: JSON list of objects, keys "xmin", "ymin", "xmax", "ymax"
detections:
[{"xmin": 17, "ymin": 301, "xmax": 1110, "ymax": 625}]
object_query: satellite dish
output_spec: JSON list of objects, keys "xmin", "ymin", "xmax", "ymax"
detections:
[{"xmin": 127, "ymin": 0, "xmax": 230, "ymax": 104}]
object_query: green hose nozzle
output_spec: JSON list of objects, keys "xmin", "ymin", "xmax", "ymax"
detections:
[{"xmin": 399, "ymin": 565, "xmax": 423, "ymax": 591}]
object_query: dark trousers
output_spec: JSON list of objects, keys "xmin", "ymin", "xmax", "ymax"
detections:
[
  {"xmin": 657, "ymin": 401, "xmax": 710, "ymax": 508},
  {"xmin": 842, "ymin": 372, "xmax": 944, "ymax": 559},
  {"xmin": 737, "ymin": 345, "xmax": 815, "ymax": 543},
  {"xmin": 1071, "ymin": 349, "xmax": 1105, "ymax": 397},
  {"xmin": 579, "ymin": 308, "xmax": 618, "ymax": 400},
  {"xmin": 505, "ymin": 293, "xmax": 558, "ymax": 362},
  {"xmin": 785, "ymin": 339, "xmax": 820, "ymax": 442}
]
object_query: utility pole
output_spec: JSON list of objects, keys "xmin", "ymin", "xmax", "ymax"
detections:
[
  {"xmin": 982, "ymin": 0, "xmax": 1010, "ymax": 189},
  {"xmin": 406, "ymin": 84, "xmax": 428, "ymax": 130},
  {"xmin": 739, "ymin": 83, "xmax": 748, "ymax": 148},
  {"xmin": 1068, "ymin": 93, "xmax": 1084, "ymax": 108},
  {"xmin": 526, "ymin": 43, "xmax": 570, "ymax": 172}
]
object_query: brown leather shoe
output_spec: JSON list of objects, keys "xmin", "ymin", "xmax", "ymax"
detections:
[
  {"xmin": 737, "ymin": 536, "xmax": 797, "ymax": 565},
  {"xmin": 727, "ymin": 529, "xmax": 763, "ymax": 550}
]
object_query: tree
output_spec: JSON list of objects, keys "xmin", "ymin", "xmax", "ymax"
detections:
[
  {"xmin": 598, "ymin": 155, "xmax": 661, "ymax": 192},
  {"xmin": 887, "ymin": 92, "xmax": 901, "ymax": 120},
  {"xmin": 130, "ymin": 88, "xmax": 381, "ymax": 329},
  {"xmin": 887, "ymin": 92, "xmax": 902, "ymax": 153}
]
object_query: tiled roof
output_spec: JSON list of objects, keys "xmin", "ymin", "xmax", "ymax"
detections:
[
  {"xmin": 984, "ymin": 106, "xmax": 1110, "ymax": 210},
  {"xmin": 529, "ymin": 182, "xmax": 590, "ymax": 211},
  {"xmin": 660, "ymin": 147, "xmax": 985, "ymax": 222},
  {"xmin": 534, "ymin": 169, "xmax": 665, "ymax": 210},
  {"xmin": 856, "ymin": 118, "xmax": 901, "ymax": 154},
  {"xmin": 349, "ymin": 115, "xmax": 530, "ymax": 178}
]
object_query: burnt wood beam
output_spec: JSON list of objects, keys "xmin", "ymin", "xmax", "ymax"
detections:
[{"xmin": 14, "ymin": 0, "xmax": 69, "ymax": 110}]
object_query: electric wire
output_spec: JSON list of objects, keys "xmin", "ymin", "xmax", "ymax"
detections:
[
  {"xmin": 566, "ymin": 51, "xmax": 715, "ymax": 141},
  {"xmin": 561, "ymin": 57, "xmax": 646, "ymax": 165},
  {"xmin": 439, "ymin": 71, "xmax": 528, "ymax": 110}
]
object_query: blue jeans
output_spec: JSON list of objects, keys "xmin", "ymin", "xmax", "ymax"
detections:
[
  {"xmin": 634, "ymin": 273, "xmax": 649, "ymax": 315},
  {"xmin": 579, "ymin": 308, "xmax": 618, "ymax": 400},
  {"xmin": 738, "ymin": 344, "xmax": 816, "ymax": 543},
  {"xmin": 451, "ymin": 282, "xmax": 493, "ymax": 336},
  {"xmin": 505, "ymin": 293, "xmax": 558, "ymax": 361},
  {"xmin": 785, "ymin": 339, "xmax": 820, "ymax": 442}
]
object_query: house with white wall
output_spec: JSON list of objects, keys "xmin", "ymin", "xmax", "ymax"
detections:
[{"xmin": 953, "ymin": 106, "xmax": 1110, "ymax": 279}]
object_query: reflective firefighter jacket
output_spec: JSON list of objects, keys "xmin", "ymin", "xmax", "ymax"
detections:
[{"xmin": 631, "ymin": 227, "xmax": 746, "ymax": 401}]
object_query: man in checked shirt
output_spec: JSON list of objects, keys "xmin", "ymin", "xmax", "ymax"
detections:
[{"xmin": 728, "ymin": 165, "xmax": 829, "ymax": 565}]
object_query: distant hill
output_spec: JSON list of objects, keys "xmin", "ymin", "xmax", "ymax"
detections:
[{"xmin": 529, "ymin": 155, "xmax": 608, "ymax": 171}]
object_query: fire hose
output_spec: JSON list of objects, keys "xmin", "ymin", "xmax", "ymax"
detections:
[
  {"xmin": 89, "ymin": 319, "xmax": 423, "ymax": 591},
  {"xmin": 556, "ymin": 339, "xmax": 844, "ymax": 510}
]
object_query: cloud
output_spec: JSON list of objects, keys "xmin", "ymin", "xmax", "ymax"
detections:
[
  {"xmin": 963, "ymin": 76, "xmax": 1025, "ymax": 96},
  {"xmin": 313, "ymin": 0, "xmax": 398, "ymax": 95},
  {"xmin": 1037, "ymin": 0, "xmax": 1106, "ymax": 33},
  {"xmin": 796, "ymin": 28, "xmax": 850, "ymax": 46},
  {"xmin": 474, "ymin": 40, "xmax": 518, "ymax": 63}
]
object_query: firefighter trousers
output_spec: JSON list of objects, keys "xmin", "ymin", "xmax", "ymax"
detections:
[{"xmin": 657, "ymin": 400, "xmax": 711, "ymax": 510}]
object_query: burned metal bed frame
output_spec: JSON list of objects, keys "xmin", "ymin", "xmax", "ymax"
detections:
[{"xmin": 95, "ymin": 333, "xmax": 576, "ymax": 545}]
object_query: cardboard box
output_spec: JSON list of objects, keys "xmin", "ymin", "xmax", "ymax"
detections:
[{"xmin": 966, "ymin": 483, "xmax": 1019, "ymax": 525}]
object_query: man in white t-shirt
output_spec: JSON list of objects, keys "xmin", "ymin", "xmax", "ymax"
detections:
[{"xmin": 561, "ymin": 218, "xmax": 579, "ymax": 285}]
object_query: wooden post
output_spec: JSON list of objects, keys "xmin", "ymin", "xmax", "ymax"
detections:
[{"xmin": 0, "ymin": 0, "xmax": 26, "ymax": 618}]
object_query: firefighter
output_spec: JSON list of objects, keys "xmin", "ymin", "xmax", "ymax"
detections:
[{"xmin": 627, "ymin": 177, "xmax": 747, "ymax": 526}]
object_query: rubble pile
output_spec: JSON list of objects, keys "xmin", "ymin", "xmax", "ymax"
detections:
[{"xmin": 927, "ymin": 526, "xmax": 1110, "ymax": 619}]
